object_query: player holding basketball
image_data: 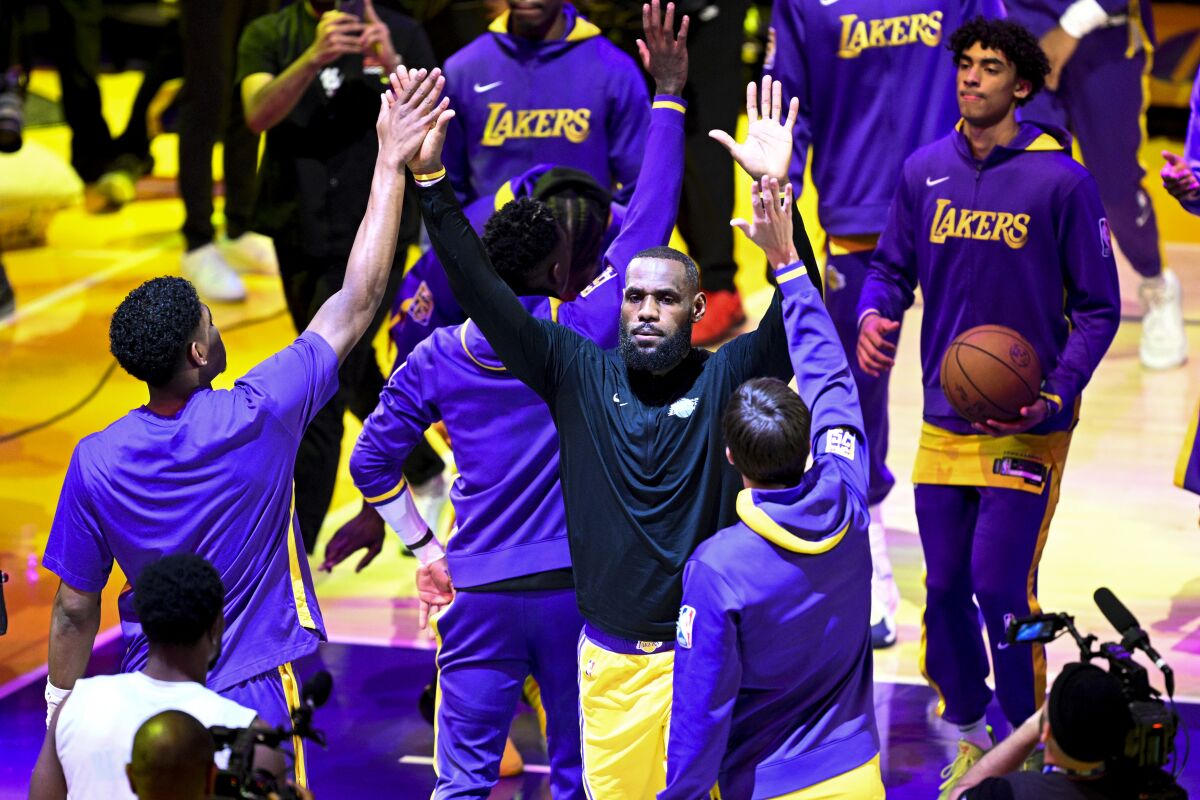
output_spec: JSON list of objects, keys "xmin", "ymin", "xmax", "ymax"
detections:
[
  {"xmin": 340, "ymin": 4, "xmax": 690, "ymax": 795},
  {"xmin": 404, "ymin": 57, "xmax": 812, "ymax": 800},
  {"xmin": 661, "ymin": 177, "xmax": 884, "ymax": 800},
  {"xmin": 856, "ymin": 18, "xmax": 1119, "ymax": 798},
  {"xmin": 40, "ymin": 67, "xmax": 450, "ymax": 773},
  {"xmin": 760, "ymin": 0, "xmax": 1003, "ymax": 648}
]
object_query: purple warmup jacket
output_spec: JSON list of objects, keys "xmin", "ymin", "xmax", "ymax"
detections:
[
  {"xmin": 662, "ymin": 268, "xmax": 876, "ymax": 800},
  {"xmin": 442, "ymin": 4, "xmax": 649, "ymax": 206},
  {"xmin": 44, "ymin": 333, "xmax": 335, "ymax": 691},
  {"xmin": 350, "ymin": 100, "xmax": 685, "ymax": 588},
  {"xmin": 764, "ymin": 0, "xmax": 1003, "ymax": 236},
  {"xmin": 1004, "ymin": 0, "xmax": 1155, "ymax": 41},
  {"xmin": 857, "ymin": 121, "xmax": 1120, "ymax": 435},
  {"xmin": 387, "ymin": 165, "xmax": 626, "ymax": 371}
]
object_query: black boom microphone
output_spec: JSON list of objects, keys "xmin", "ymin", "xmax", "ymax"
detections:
[
  {"xmin": 1094, "ymin": 587, "xmax": 1174, "ymax": 698},
  {"xmin": 290, "ymin": 670, "xmax": 333, "ymax": 747}
]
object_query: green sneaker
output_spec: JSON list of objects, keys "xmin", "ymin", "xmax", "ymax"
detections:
[{"xmin": 937, "ymin": 738, "xmax": 989, "ymax": 800}]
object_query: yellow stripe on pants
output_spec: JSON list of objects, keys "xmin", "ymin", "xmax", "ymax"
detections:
[{"xmin": 278, "ymin": 663, "xmax": 307, "ymax": 789}]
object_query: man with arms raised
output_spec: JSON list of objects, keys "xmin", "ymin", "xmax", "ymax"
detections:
[
  {"xmin": 40, "ymin": 67, "xmax": 451, "ymax": 774},
  {"xmin": 401, "ymin": 50, "xmax": 815, "ymax": 797}
]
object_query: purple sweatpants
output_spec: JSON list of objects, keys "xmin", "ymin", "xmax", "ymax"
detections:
[
  {"xmin": 1021, "ymin": 25, "xmax": 1162, "ymax": 278},
  {"xmin": 915, "ymin": 477, "xmax": 1061, "ymax": 727},
  {"xmin": 433, "ymin": 587, "xmax": 585, "ymax": 799},
  {"xmin": 825, "ymin": 245, "xmax": 897, "ymax": 506},
  {"xmin": 222, "ymin": 662, "xmax": 307, "ymax": 784}
]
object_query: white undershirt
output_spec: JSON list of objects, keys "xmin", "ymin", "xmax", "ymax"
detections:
[{"xmin": 55, "ymin": 672, "xmax": 257, "ymax": 800}]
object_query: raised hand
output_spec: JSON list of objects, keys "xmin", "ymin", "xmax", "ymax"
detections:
[
  {"xmin": 1161, "ymin": 150, "xmax": 1200, "ymax": 203},
  {"xmin": 731, "ymin": 175, "xmax": 799, "ymax": 269},
  {"xmin": 305, "ymin": 10, "xmax": 365, "ymax": 69},
  {"xmin": 360, "ymin": 0, "xmax": 400, "ymax": 72},
  {"xmin": 375, "ymin": 67, "xmax": 453, "ymax": 170},
  {"xmin": 710, "ymin": 75, "xmax": 798, "ymax": 182},
  {"xmin": 637, "ymin": 0, "xmax": 689, "ymax": 97}
]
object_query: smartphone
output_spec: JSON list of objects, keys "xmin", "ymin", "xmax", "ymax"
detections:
[{"xmin": 336, "ymin": 0, "xmax": 364, "ymax": 19}]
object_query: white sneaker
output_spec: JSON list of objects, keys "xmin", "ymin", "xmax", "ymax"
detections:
[
  {"xmin": 1139, "ymin": 269, "xmax": 1187, "ymax": 370},
  {"xmin": 182, "ymin": 244, "xmax": 247, "ymax": 302},
  {"xmin": 221, "ymin": 232, "xmax": 279, "ymax": 276}
]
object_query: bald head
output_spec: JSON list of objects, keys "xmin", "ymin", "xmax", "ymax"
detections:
[{"xmin": 126, "ymin": 711, "xmax": 216, "ymax": 800}]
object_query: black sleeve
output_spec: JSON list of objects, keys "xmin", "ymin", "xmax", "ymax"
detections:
[
  {"xmin": 717, "ymin": 203, "xmax": 821, "ymax": 385},
  {"xmin": 416, "ymin": 178, "xmax": 582, "ymax": 398},
  {"xmin": 236, "ymin": 15, "xmax": 282, "ymax": 86},
  {"xmin": 962, "ymin": 778, "xmax": 1016, "ymax": 800}
]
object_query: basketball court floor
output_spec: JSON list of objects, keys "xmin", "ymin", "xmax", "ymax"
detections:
[{"xmin": 1, "ymin": 71, "xmax": 1199, "ymax": 796}]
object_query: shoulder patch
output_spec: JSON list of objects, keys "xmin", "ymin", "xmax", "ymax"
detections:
[
  {"xmin": 825, "ymin": 428, "xmax": 856, "ymax": 461},
  {"xmin": 400, "ymin": 280, "xmax": 435, "ymax": 327},
  {"xmin": 676, "ymin": 605, "xmax": 696, "ymax": 649}
]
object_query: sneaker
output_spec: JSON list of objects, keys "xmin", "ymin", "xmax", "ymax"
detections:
[
  {"xmin": 1139, "ymin": 269, "xmax": 1186, "ymax": 370},
  {"xmin": 938, "ymin": 737, "xmax": 990, "ymax": 800},
  {"xmin": 870, "ymin": 613, "xmax": 897, "ymax": 649},
  {"xmin": 85, "ymin": 170, "xmax": 137, "ymax": 214},
  {"xmin": 692, "ymin": 290, "xmax": 746, "ymax": 347},
  {"xmin": 182, "ymin": 244, "xmax": 247, "ymax": 302},
  {"xmin": 499, "ymin": 735, "xmax": 524, "ymax": 777},
  {"xmin": 221, "ymin": 232, "xmax": 279, "ymax": 276}
]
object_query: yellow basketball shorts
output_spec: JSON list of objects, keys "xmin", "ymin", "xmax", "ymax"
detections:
[
  {"xmin": 766, "ymin": 755, "xmax": 885, "ymax": 800},
  {"xmin": 577, "ymin": 625, "xmax": 675, "ymax": 800}
]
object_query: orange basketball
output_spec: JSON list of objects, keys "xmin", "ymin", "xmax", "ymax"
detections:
[{"xmin": 939, "ymin": 325, "xmax": 1043, "ymax": 424}]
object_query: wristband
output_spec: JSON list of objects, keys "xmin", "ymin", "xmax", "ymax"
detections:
[
  {"xmin": 1059, "ymin": 0, "xmax": 1108, "ymax": 39},
  {"xmin": 45, "ymin": 679, "xmax": 71, "ymax": 728},
  {"xmin": 373, "ymin": 490, "xmax": 447, "ymax": 565},
  {"xmin": 413, "ymin": 166, "xmax": 447, "ymax": 184}
]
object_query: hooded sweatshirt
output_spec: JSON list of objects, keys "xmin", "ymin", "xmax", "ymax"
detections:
[
  {"xmin": 350, "ymin": 99, "xmax": 684, "ymax": 588},
  {"xmin": 857, "ymin": 121, "xmax": 1120, "ymax": 438},
  {"xmin": 387, "ymin": 164, "xmax": 628, "ymax": 371},
  {"xmin": 661, "ymin": 268, "xmax": 877, "ymax": 800},
  {"xmin": 442, "ymin": 4, "xmax": 650, "ymax": 205},
  {"xmin": 764, "ymin": 0, "xmax": 1004, "ymax": 237}
]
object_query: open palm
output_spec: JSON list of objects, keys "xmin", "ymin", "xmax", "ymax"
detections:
[{"xmin": 710, "ymin": 75, "xmax": 798, "ymax": 182}]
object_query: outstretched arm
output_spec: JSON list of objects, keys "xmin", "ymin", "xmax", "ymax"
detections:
[
  {"xmin": 307, "ymin": 67, "xmax": 452, "ymax": 362},
  {"xmin": 403, "ymin": 77, "xmax": 580, "ymax": 397}
]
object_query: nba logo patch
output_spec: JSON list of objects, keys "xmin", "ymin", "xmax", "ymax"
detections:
[
  {"xmin": 825, "ymin": 428, "xmax": 856, "ymax": 461},
  {"xmin": 676, "ymin": 605, "xmax": 696, "ymax": 649},
  {"xmin": 1098, "ymin": 218, "xmax": 1112, "ymax": 258}
]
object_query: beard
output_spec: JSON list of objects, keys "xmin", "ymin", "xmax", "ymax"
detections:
[{"xmin": 619, "ymin": 319, "xmax": 693, "ymax": 373}]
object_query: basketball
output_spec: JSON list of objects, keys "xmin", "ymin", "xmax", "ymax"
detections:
[{"xmin": 939, "ymin": 325, "xmax": 1043, "ymax": 424}]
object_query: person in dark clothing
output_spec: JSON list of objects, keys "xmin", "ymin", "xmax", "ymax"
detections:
[
  {"xmin": 399, "ymin": 57, "xmax": 819, "ymax": 796},
  {"xmin": 951, "ymin": 663, "xmax": 1135, "ymax": 800},
  {"xmin": 237, "ymin": 0, "xmax": 437, "ymax": 551}
]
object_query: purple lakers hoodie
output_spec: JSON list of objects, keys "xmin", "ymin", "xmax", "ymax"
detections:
[
  {"xmin": 857, "ymin": 121, "xmax": 1120, "ymax": 435},
  {"xmin": 765, "ymin": 0, "xmax": 1004, "ymax": 236},
  {"xmin": 350, "ymin": 100, "xmax": 684, "ymax": 587},
  {"xmin": 387, "ymin": 164, "xmax": 627, "ymax": 371},
  {"xmin": 442, "ymin": 4, "xmax": 649, "ymax": 205},
  {"xmin": 661, "ymin": 268, "xmax": 877, "ymax": 800}
]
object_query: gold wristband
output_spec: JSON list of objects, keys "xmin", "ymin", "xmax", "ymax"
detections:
[{"xmin": 413, "ymin": 167, "xmax": 447, "ymax": 182}]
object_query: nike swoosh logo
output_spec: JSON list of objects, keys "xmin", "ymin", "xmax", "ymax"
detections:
[
  {"xmin": 613, "ymin": 392, "xmax": 627, "ymax": 407},
  {"xmin": 473, "ymin": 81, "xmax": 502, "ymax": 94},
  {"xmin": 819, "ymin": 0, "xmax": 841, "ymax": 5},
  {"xmin": 925, "ymin": 176, "xmax": 950, "ymax": 186}
]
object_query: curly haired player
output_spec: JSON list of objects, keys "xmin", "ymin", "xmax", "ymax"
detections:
[
  {"xmin": 855, "ymin": 18, "xmax": 1120, "ymax": 798},
  {"xmin": 40, "ymin": 68, "xmax": 450, "ymax": 784}
]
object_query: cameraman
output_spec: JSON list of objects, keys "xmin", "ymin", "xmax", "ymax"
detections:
[
  {"xmin": 29, "ymin": 555, "xmax": 282, "ymax": 800},
  {"xmin": 950, "ymin": 663, "xmax": 1134, "ymax": 800}
]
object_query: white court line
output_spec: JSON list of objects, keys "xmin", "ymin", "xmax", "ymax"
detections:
[
  {"xmin": 399, "ymin": 755, "xmax": 550, "ymax": 774},
  {"xmin": 0, "ymin": 242, "xmax": 173, "ymax": 330}
]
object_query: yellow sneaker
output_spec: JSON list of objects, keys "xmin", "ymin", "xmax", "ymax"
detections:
[{"xmin": 937, "ymin": 738, "xmax": 988, "ymax": 800}]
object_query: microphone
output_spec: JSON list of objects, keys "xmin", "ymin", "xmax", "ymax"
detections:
[
  {"xmin": 1094, "ymin": 587, "xmax": 1174, "ymax": 698},
  {"xmin": 301, "ymin": 670, "xmax": 333, "ymax": 709}
]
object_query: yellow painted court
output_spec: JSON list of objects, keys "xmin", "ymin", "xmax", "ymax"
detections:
[{"xmin": 3, "ymin": 70, "xmax": 1200, "ymax": 706}]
